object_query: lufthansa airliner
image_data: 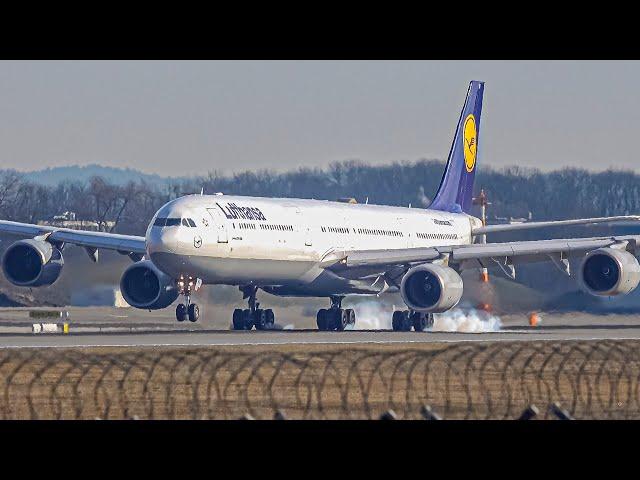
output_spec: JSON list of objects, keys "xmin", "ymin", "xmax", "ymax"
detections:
[{"xmin": 1, "ymin": 81, "xmax": 639, "ymax": 331}]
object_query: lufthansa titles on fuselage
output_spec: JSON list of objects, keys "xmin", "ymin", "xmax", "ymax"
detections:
[
  {"xmin": 433, "ymin": 219, "xmax": 453, "ymax": 226},
  {"xmin": 216, "ymin": 202, "xmax": 267, "ymax": 221}
]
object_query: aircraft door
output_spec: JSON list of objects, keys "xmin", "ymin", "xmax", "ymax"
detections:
[
  {"xmin": 305, "ymin": 226, "xmax": 312, "ymax": 246},
  {"xmin": 206, "ymin": 208, "xmax": 229, "ymax": 243},
  {"xmin": 295, "ymin": 207, "xmax": 312, "ymax": 246},
  {"xmin": 398, "ymin": 216, "xmax": 412, "ymax": 248}
]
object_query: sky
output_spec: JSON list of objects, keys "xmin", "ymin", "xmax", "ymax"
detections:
[{"xmin": 0, "ymin": 60, "xmax": 637, "ymax": 177}]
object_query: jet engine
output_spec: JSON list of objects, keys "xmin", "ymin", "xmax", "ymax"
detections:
[
  {"xmin": 2, "ymin": 239, "xmax": 64, "ymax": 287},
  {"xmin": 400, "ymin": 263, "xmax": 463, "ymax": 313},
  {"xmin": 579, "ymin": 248, "xmax": 640, "ymax": 296},
  {"xmin": 120, "ymin": 260, "xmax": 179, "ymax": 309}
]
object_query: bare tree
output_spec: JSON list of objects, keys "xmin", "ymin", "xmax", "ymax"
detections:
[{"xmin": 0, "ymin": 171, "xmax": 23, "ymax": 218}]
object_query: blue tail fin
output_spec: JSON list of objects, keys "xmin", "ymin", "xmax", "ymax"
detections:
[{"xmin": 429, "ymin": 81, "xmax": 484, "ymax": 214}]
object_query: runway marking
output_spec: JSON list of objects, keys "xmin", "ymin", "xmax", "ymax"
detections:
[{"xmin": 2, "ymin": 332, "xmax": 640, "ymax": 348}]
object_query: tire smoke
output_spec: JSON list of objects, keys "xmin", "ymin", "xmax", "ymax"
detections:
[
  {"xmin": 351, "ymin": 301, "xmax": 502, "ymax": 332},
  {"xmin": 351, "ymin": 301, "xmax": 394, "ymax": 330},
  {"xmin": 431, "ymin": 307, "xmax": 502, "ymax": 333}
]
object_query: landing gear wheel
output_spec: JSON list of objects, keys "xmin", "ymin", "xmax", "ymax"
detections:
[
  {"xmin": 317, "ymin": 296, "xmax": 351, "ymax": 331},
  {"xmin": 402, "ymin": 311, "xmax": 412, "ymax": 331},
  {"xmin": 188, "ymin": 303, "xmax": 200, "ymax": 322},
  {"xmin": 176, "ymin": 275, "xmax": 202, "ymax": 323},
  {"xmin": 392, "ymin": 311, "xmax": 403, "ymax": 331},
  {"xmin": 233, "ymin": 286, "xmax": 280, "ymax": 331},
  {"xmin": 176, "ymin": 304, "xmax": 187, "ymax": 322},
  {"xmin": 317, "ymin": 309, "xmax": 328, "ymax": 331},
  {"xmin": 265, "ymin": 309, "xmax": 275, "ymax": 328},
  {"xmin": 346, "ymin": 308, "xmax": 356, "ymax": 327},
  {"xmin": 232, "ymin": 309, "xmax": 244, "ymax": 330},
  {"xmin": 335, "ymin": 309, "xmax": 348, "ymax": 331},
  {"xmin": 254, "ymin": 309, "xmax": 267, "ymax": 330},
  {"xmin": 411, "ymin": 312, "xmax": 427, "ymax": 332},
  {"xmin": 326, "ymin": 310, "xmax": 337, "ymax": 331},
  {"xmin": 242, "ymin": 309, "xmax": 253, "ymax": 330},
  {"xmin": 392, "ymin": 310, "xmax": 412, "ymax": 331}
]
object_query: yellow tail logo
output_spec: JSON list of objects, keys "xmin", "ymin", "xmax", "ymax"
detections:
[{"xmin": 463, "ymin": 114, "xmax": 477, "ymax": 172}]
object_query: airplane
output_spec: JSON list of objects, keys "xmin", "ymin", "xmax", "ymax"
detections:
[{"xmin": 1, "ymin": 80, "xmax": 640, "ymax": 331}]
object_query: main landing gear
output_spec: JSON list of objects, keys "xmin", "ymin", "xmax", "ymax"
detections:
[
  {"xmin": 232, "ymin": 286, "xmax": 276, "ymax": 331},
  {"xmin": 176, "ymin": 275, "xmax": 201, "ymax": 322},
  {"xmin": 392, "ymin": 310, "xmax": 434, "ymax": 332},
  {"xmin": 316, "ymin": 296, "xmax": 356, "ymax": 331}
]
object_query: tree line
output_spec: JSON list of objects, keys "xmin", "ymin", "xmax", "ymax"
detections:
[{"xmin": 1, "ymin": 160, "xmax": 639, "ymax": 236}]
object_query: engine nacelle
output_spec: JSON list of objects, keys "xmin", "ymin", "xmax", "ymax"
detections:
[
  {"xmin": 2, "ymin": 239, "xmax": 64, "ymax": 287},
  {"xmin": 400, "ymin": 263, "xmax": 463, "ymax": 313},
  {"xmin": 579, "ymin": 248, "xmax": 640, "ymax": 296},
  {"xmin": 120, "ymin": 260, "xmax": 179, "ymax": 309}
]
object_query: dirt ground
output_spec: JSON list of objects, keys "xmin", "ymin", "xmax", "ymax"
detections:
[{"xmin": 0, "ymin": 339, "xmax": 638, "ymax": 419}]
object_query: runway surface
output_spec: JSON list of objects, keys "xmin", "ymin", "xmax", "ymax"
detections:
[
  {"xmin": 0, "ymin": 306, "xmax": 639, "ymax": 348},
  {"xmin": 3, "ymin": 325, "xmax": 640, "ymax": 348}
]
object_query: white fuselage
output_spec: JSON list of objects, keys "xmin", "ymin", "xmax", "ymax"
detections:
[{"xmin": 145, "ymin": 194, "xmax": 478, "ymax": 297}]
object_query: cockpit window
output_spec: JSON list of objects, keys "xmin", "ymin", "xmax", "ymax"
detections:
[{"xmin": 154, "ymin": 217, "xmax": 196, "ymax": 228}]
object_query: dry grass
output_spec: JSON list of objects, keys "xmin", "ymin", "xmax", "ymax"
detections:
[{"xmin": 0, "ymin": 340, "xmax": 638, "ymax": 419}]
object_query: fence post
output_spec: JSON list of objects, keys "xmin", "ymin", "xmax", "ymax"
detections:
[
  {"xmin": 549, "ymin": 402, "xmax": 574, "ymax": 420},
  {"xmin": 420, "ymin": 404, "xmax": 442, "ymax": 420},
  {"xmin": 274, "ymin": 410, "xmax": 287, "ymax": 420},
  {"xmin": 379, "ymin": 409, "xmax": 398, "ymax": 420},
  {"xmin": 518, "ymin": 404, "xmax": 539, "ymax": 420}
]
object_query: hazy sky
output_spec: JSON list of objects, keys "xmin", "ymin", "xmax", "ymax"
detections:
[{"xmin": 0, "ymin": 60, "xmax": 638, "ymax": 177}]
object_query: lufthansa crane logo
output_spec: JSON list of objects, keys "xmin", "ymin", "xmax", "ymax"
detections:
[
  {"xmin": 463, "ymin": 114, "xmax": 477, "ymax": 173},
  {"xmin": 194, "ymin": 235, "xmax": 202, "ymax": 248}
]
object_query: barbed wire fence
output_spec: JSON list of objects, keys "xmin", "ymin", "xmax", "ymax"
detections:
[{"xmin": 0, "ymin": 340, "xmax": 639, "ymax": 419}]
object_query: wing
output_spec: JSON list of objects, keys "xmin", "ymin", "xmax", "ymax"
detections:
[
  {"xmin": 0, "ymin": 220, "xmax": 146, "ymax": 261},
  {"xmin": 472, "ymin": 216, "xmax": 640, "ymax": 236},
  {"xmin": 324, "ymin": 235, "xmax": 640, "ymax": 281}
]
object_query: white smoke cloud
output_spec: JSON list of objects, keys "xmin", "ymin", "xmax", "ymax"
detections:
[
  {"xmin": 417, "ymin": 185, "xmax": 431, "ymax": 207},
  {"xmin": 351, "ymin": 301, "xmax": 394, "ymax": 330},
  {"xmin": 431, "ymin": 308, "xmax": 502, "ymax": 333},
  {"xmin": 351, "ymin": 301, "xmax": 502, "ymax": 333}
]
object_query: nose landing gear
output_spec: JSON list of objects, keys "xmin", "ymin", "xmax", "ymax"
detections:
[
  {"xmin": 232, "ymin": 286, "xmax": 276, "ymax": 330},
  {"xmin": 175, "ymin": 275, "xmax": 201, "ymax": 322},
  {"xmin": 316, "ymin": 296, "xmax": 356, "ymax": 331}
]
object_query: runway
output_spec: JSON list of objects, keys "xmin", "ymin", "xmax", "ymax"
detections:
[
  {"xmin": 0, "ymin": 306, "xmax": 639, "ymax": 348},
  {"xmin": 2, "ymin": 324, "xmax": 640, "ymax": 348}
]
